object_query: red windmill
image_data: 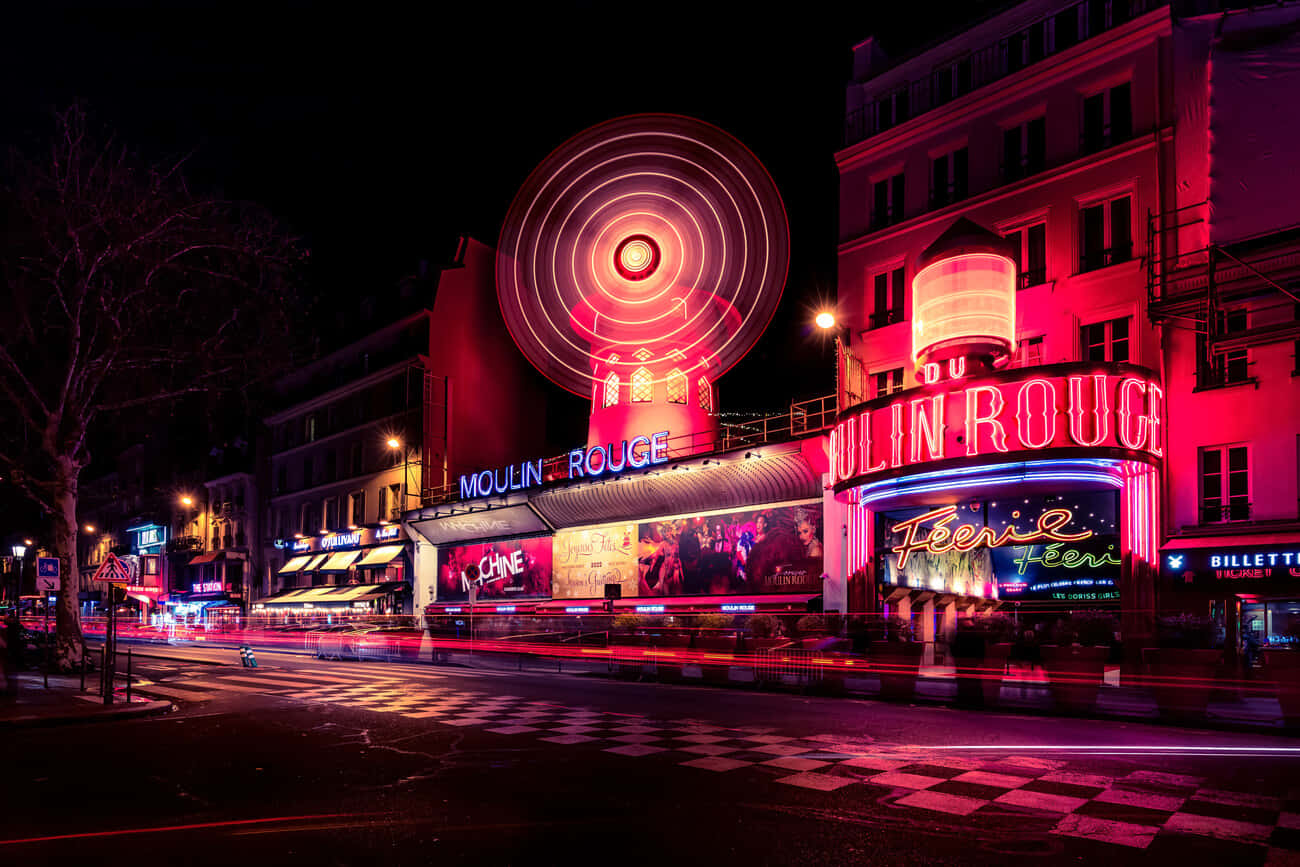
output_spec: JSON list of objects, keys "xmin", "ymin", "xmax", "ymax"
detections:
[{"xmin": 496, "ymin": 114, "xmax": 789, "ymax": 456}]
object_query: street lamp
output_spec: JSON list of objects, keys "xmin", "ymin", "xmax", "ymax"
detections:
[
  {"xmin": 22, "ymin": 538, "xmax": 33, "ymax": 547},
  {"xmin": 386, "ymin": 436, "xmax": 410, "ymax": 515},
  {"xmin": 12, "ymin": 544, "xmax": 26, "ymax": 560},
  {"xmin": 815, "ymin": 311, "xmax": 836, "ymax": 330},
  {"xmin": 180, "ymin": 495, "xmax": 193, "ymax": 507},
  {"xmin": 84, "ymin": 524, "xmax": 95, "ymax": 533}
]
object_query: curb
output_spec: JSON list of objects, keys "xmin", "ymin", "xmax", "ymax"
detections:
[{"xmin": 0, "ymin": 698, "xmax": 173, "ymax": 730}]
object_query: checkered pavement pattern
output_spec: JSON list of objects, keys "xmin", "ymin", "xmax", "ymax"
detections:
[{"xmin": 189, "ymin": 673, "xmax": 1300, "ymax": 860}]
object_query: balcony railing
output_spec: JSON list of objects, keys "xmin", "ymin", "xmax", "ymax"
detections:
[
  {"xmin": 1079, "ymin": 243, "xmax": 1132, "ymax": 273},
  {"xmin": 869, "ymin": 309, "xmax": 905, "ymax": 329},
  {"xmin": 1018, "ymin": 267, "xmax": 1047, "ymax": 290},
  {"xmin": 843, "ymin": 0, "xmax": 1157, "ymax": 148},
  {"xmin": 166, "ymin": 535, "xmax": 203, "ymax": 554},
  {"xmin": 1201, "ymin": 502, "xmax": 1251, "ymax": 524}
]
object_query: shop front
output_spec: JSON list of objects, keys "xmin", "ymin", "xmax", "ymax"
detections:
[
  {"xmin": 831, "ymin": 361, "xmax": 1163, "ymax": 647},
  {"xmin": 259, "ymin": 524, "xmax": 412, "ymax": 621},
  {"xmin": 1161, "ymin": 539, "xmax": 1300, "ymax": 659}
]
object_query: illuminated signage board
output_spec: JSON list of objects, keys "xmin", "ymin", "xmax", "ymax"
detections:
[
  {"xmin": 130, "ymin": 524, "xmax": 165, "ymax": 549},
  {"xmin": 1164, "ymin": 547, "xmax": 1300, "ymax": 584},
  {"xmin": 321, "ymin": 532, "xmax": 361, "ymax": 550},
  {"xmin": 721, "ymin": 603, "xmax": 755, "ymax": 613},
  {"xmin": 877, "ymin": 491, "xmax": 1120, "ymax": 601},
  {"xmin": 192, "ymin": 581, "xmax": 223, "ymax": 593},
  {"xmin": 832, "ymin": 364, "xmax": 1162, "ymax": 489},
  {"xmin": 292, "ymin": 539, "xmax": 311, "ymax": 552},
  {"xmin": 635, "ymin": 604, "xmax": 665, "ymax": 614},
  {"xmin": 565, "ymin": 606, "xmax": 591, "ymax": 614},
  {"xmin": 457, "ymin": 431, "xmax": 671, "ymax": 500},
  {"xmin": 375, "ymin": 525, "xmax": 401, "ymax": 541}
]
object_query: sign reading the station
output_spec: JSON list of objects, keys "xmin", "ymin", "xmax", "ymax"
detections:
[{"xmin": 831, "ymin": 364, "xmax": 1162, "ymax": 489}]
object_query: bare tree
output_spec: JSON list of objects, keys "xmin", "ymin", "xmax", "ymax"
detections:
[{"xmin": 0, "ymin": 105, "xmax": 304, "ymax": 668}]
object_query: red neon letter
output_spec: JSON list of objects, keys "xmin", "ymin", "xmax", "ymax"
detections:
[
  {"xmin": 1015, "ymin": 378, "xmax": 1057, "ymax": 449},
  {"xmin": 833, "ymin": 418, "xmax": 856, "ymax": 483},
  {"xmin": 923, "ymin": 362, "xmax": 941, "ymax": 384},
  {"xmin": 890, "ymin": 400, "xmax": 905, "ymax": 468},
  {"xmin": 947, "ymin": 357, "xmax": 966, "ymax": 379},
  {"xmin": 965, "ymin": 386, "xmax": 1008, "ymax": 457},
  {"xmin": 1117, "ymin": 377, "xmax": 1148, "ymax": 450},
  {"xmin": 1146, "ymin": 381, "xmax": 1163, "ymax": 457},
  {"xmin": 1067, "ymin": 374, "xmax": 1111, "ymax": 447},
  {"xmin": 909, "ymin": 395, "xmax": 946, "ymax": 464},
  {"xmin": 859, "ymin": 410, "xmax": 888, "ymax": 474}
]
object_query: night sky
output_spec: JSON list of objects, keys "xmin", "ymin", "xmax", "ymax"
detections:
[{"xmin": 2, "ymin": 1, "xmax": 1004, "ymax": 466}]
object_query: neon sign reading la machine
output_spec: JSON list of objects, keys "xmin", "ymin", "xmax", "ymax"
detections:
[{"xmin": 459, "ymin": 431, "xmax": 670, "ymax": 499}]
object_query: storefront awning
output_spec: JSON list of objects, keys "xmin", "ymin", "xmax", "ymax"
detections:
[
  {"xmin": 302, "ymin": 554, "xmax": 329, "ymax": 572},
  {"xmin": 356, "ymin": 546, "xmax": 405, "ymax": 568},
  {"xmin": 533, "ymin": 593, "xmax": 820, "ymax": 614},
  {"xmin": 189, "ymin": 552, "xmax": 222, "ymax": 566},
  {"xmin": 278, "ymin": 556, "xmax": 312, "ymax": 574},
  {"xmin": 257, "ymin": 588, "xmax": 317, "ymax": 607},
  {"xmin": 320, "ymin": 550, "xmax": 363, "ymax": 572}
]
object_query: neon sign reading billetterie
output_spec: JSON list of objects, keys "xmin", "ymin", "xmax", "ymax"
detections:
[
  {"xmin": 890, "ymin": 505, "xmax": 1092, "ymax": 569},
  {"xmin": 458, "ymin": 430, "xmax": 670, "ymax": 499}
]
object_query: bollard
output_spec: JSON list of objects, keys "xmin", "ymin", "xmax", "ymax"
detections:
[
  {"xmin": 238, "ymin": 646, "xmax": 247, "ymax": 667},
  {"xmin": 247, "ymin": 647, "xmax": 258, "ymax": 668}
]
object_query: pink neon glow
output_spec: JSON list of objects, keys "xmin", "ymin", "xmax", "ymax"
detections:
[
  {"xmin": 908, "ymin": 395, "xmax": 945, "ymax": 463},
  {"xmin": 1116, "ymin": 377, "xmax": 1149, "ymax": 450},
  {"xmin": 1067, "ymin": 374, "xmax": 1111, "ymax": 446},
  {"xmin": 964, "ymin": 385, "xmax": 1009, "ymax": 457},
  {"xmin": 1015, "ymin": 378, "xmax": 1057, "ymax": 449},
  {"xmin": 889, "ymin": 401, "xmax": 905, "ymax": 468},
  {"xmin": 911, "ymin": 252, "xmax": 1016, "ymax": 363},
  {"xmin": 613, "ymin": 233, "xmax": 660, "ymax": 280}
]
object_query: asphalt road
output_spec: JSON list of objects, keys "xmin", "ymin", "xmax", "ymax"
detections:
[{"xmin": 5, "ymin": 647, "xmax": 1300, "ymax": 866}]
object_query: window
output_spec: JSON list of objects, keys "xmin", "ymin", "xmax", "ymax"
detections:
[
  {"xmin": 1197, "ymin": 308, "xmax": 1250, "ymax": 388},
  {"xmin": 305, "ymin": 415, "xmax": 318, "ymax": 443},
  {"xmin": 603, "ymin": 372, "xmax": 620, "ymax": 408},
  {"xmin": 930, "ymin": 147, "xmax": 968, "ymax": 209},
  {"xmin": 872, "ymin": 172, "xmax": 905, "ymax": 229},
  {"xmin": 1200, "ymin": 445, "xmax": 1250, "ymax": 523},
  {"xmin": 1079, "ymin": 195, "xmax": 1132, "ymax": 272},
  {"xmin": 1003, "ymin": 117, "xmax": 1046, "ymax": 182},
  {"xmin": 930, "ymin": 57, "xmax": 973, "ymax": 106},
  {"xmin": 1082, "ymin": 82, "xmax": 1132, "ymax": 155},
  {"xmin": 1081, "ymin": 317, "xmax": 1130, "ymax": 363},
  {"xmin": 323, "ymin": 448, "xmax": 337, "ymax": 483},
  {"xmin": 875, "ymin": 88, "xmax": 910, "ymax": 133},
  {"xmin": 349, "ymin": 442, "xmax": 362, "ymax": 477},
  {"xmin": 321, "ymin": 497, "xmax": 338, "ymax": 532},
  {"xmin": 698, "ymin": 377, "xmax": 712, "ymax": 412},
  {"xmin": 277, "ymin": 508, "xmax": 289, "ymax": 539},
  {"xmin": 633, "ymin": 347, "xmax": 652, "ymax": 362},
  {"xmin": 299, "ymin": 502, "xmax": 313, "ymax": 536},
  {"xmin": 631, "ymin": 367, "xmax": 653, "ymax": 403},
  {"xmin": 666, "ymin": 368, "xmax": 687, "ymax": 404},
  {"xmin": 874, "ymin": 368, "xmax": 905, "ymax": 397},
  {"xmin": 349, "ymin": 491, "xmax": 366, "ymax": 526},
  {"xmin": 388, "ymin": 483, "xmax": 402, "ymax": 518},
  {"xmin": 1053, "ymin": 6, "xmax": 1079, "ymax": 51},
  {"xmin": 1003, "ymin": 223, "xmax": 1047, "ymax": 288},
  {"xmin": 275, "ymin": 465, "xmax": 287, "ymax": 494},
  {"xmin": 302, "ymin": 457, "xmax": 314, "ymax": 490},
  {"xmin": 1012, "ymin": 335, "xmax": 1045, "ymax": 368},
  {"xmin": 871, "ymin": 267, "xmax": 906, "ymax": 328},
  {"xmin": 376, "ymin": 486, "xmax": 388, "ymax": 524}
]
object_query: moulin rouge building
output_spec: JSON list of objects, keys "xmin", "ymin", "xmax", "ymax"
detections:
[{"xmin": 833, "ymin": 0, "xmax": 1300, "ymax": 657}]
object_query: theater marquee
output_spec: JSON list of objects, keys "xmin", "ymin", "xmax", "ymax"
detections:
[{"xmin": 831, "ymin": 362, "xmax": 1162, "ymax": 491}]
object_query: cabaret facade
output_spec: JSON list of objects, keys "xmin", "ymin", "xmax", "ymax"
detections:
[{"xmin": 834, "ymin": 0, "xmax": 1170, "ymax": 644}]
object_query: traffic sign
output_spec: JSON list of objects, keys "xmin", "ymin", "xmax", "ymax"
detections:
[
  {"xmin": 90, "ymin": 552, "xmax": 132, "ymax": 584},
  {"xmin": 37, "ymin": 574, "xmax": 60, "ymax": 593},
  {"xmin": 37, "ymin": 557, "xmax": 59, "ymax": 578}
]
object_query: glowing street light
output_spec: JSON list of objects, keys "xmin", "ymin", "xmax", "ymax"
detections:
[
  {"xmin": 23, "ymin": 538, "xmax": 33, "ymax": 546},
  {"xmin": 815, "ymin": 311, "xmax": 836, "ymax": 330},
  {"xmin": 386, "ymin": 437, "xmax": 400, "ymax": 449},
  {"xmin": 84, "ymin": 524, "xmax": 95, "ymax": 533},
  {"xmin": 180, "ymin": 495, "xmax": 194, "ymax": 507}
]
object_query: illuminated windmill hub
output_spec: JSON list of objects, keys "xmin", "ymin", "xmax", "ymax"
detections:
[{"xmin": 614, "ymin": 234, "xmax": 660, "ymax": 281}]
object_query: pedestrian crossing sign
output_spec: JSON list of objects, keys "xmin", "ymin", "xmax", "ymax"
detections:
[{"xmin": 91, "ymin": 552, "xmax": 132, "ymax": 584}]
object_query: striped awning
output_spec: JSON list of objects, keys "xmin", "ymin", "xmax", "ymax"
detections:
[
  {"xmin": 302, "ymin": 554, "xmax": 329, "ymax": 572},
  {"xmin": 320, "ymin": 550, "xmax": 363, "ymax": 572},
  {"xmin": 356, "ymin": 545, "xmax": 405, "ymax": 568},
  {"xmin": 278, "ymin": 556, "xmax": 312, "ymax": 574}
]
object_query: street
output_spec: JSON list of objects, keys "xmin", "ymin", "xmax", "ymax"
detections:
[{"xmin": 4, "ymin": 648, "xmax": 1300, "ymax": 865}]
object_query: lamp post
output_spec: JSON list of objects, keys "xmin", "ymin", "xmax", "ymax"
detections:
[
  {"xmin": 386, "ymin": 437, "xmax": 412, "ymax": 515},
  {"xmin": 815, "ymin": 311, "xmax": 851, "ymax": 618}
]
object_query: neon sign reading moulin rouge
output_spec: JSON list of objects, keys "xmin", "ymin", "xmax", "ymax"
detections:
[
  {"xmin": 831, "ymin": 369, "xmax": 1162, "ymax": 485},
  {"xmin": 459, "ymin": 431, "xmax": 670, "ymax": 499}
]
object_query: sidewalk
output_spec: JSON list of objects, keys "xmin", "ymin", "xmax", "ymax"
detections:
[{"xmin": 0, "ymin": 671, "xmax": 172, "ymax": 729}]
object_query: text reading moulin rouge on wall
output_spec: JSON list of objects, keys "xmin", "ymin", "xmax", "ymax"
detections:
[{"xmin": 458, "ymin": 431, "xmax": 671, "ymax": 499}]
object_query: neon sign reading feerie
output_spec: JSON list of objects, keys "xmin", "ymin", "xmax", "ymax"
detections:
[
  {"xmin": 831, "ymin": 367, "xmax": 1162, "ymax": 486},
  {"xmin": 890, "ymin": 505, "xmax": 1092, "ymax": 569}
]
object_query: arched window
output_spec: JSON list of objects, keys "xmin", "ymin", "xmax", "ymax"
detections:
[
  {"xmin": 603, "ymin": 372, "xmax": 620, "ymax": 408},
  {"xmin": 631, "ymin": 367, "xmax": 653, "ymax": 403},
  {"xmin": 666, "ymin": 368, "xmax": 687, "ymax": 404},
  {"xmin": 698, "ymin": 376, "xmax": 712, "ymax": 412}
]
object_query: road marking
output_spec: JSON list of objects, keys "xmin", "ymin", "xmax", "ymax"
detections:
[
  {"xmin": 1164, "ymin": 812, "xmax": 1273, "ymax": 844},
  {"xmin": 131, "ymin": 684, "xmax": 215, "ymax": 702},
  {"xmin": 1052, "ymin": 814, "xmax": 1159, "ymax": 849},
  {"xmin": 897, "ymin": 790, "xmax": 986, "ymax": 816}
]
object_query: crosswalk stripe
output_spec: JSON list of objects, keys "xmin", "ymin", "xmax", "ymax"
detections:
[{"xmin": 133, "ymin": 684, "xmax": 217, "ymax": 702}]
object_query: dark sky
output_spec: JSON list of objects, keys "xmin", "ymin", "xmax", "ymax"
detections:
[{"xmin": 2, "ymin": 2, "xmax": 1006, "ymax": 453}]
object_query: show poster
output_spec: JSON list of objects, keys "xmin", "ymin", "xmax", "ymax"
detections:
[
  {"xmin": 552, "ymin": 523, "xmax": 639, "ymax": 599},
  {"xmin": 875, "ymin": 491, "xmax": 1120, "ymax": 602},
  {"xmin": 436, "ymin": 534, "xmax": 552, "ymax": 602},
  {"xmin": 636, "ymin": 502, "xmax": 824, "ymax": 597}
]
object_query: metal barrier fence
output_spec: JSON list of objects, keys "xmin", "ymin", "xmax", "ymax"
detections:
[{"xmin": 754, "ymin": 648, "xmax": 826, "ymax": 686}]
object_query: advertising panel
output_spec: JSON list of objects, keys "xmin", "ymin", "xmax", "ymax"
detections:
[
  {"xmin": 1163, "ymin": 546, "xmax": 1300, "ymax": 586},
  {"xmin": 436, "ymin": 535, "xmax": 553, "ymax": 603},
  {"xmin": 875, "ymin": 491, "xmax": 1120, "ymax": 601},
  {"xmin": 552, "ymin": 523, "xmax": 639, "ymax": 599},
  {"xmin": 636, "ymin": 502, "xmax": 823, "ymax": 597}
]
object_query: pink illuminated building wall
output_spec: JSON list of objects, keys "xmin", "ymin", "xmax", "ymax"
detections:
[{"xmin": 835, "ymin": 0, "xmax": 1172, "ymax": 641}]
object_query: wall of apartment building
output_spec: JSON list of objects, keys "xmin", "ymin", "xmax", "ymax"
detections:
[{"xmin": 836, "ymin": 7, "xmax": 1170, "ymax": 394}]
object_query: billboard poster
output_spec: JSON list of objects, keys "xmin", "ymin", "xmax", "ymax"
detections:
[
  {"xmin": 875, "ymin": 491, "xmax": 1120, "ymax": 602},
  {"xmin": 436, "ymin": 534, "xmax": 552, "ymax": 602},
  {"xmin": 636, "ymin": 501, "xmax": 823, "ymax": 597},
  {"xmin": 552, "ymin": 523, "xmax": 639, "ymax": 599}
]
